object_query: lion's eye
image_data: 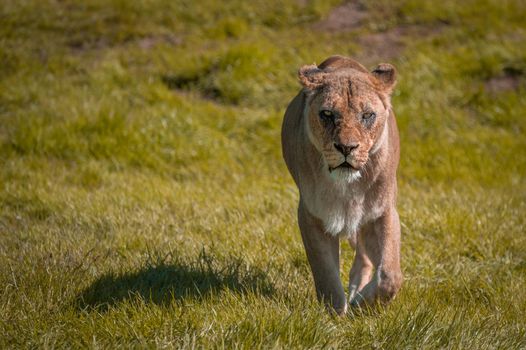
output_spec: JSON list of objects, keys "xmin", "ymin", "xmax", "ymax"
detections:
[
  {"xmin": 362, "ymin": 112, "xmax": 376, "ymax": 120},
  {"xmin": 319, "ymin": 110, "xmax": 333, "ymax": 119}
]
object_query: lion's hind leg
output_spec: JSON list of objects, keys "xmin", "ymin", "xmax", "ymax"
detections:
[{"xmin": 348, "ymin": 230, "xmax": 374, "ymax": 302}]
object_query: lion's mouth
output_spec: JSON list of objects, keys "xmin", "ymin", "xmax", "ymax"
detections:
[{"xmin": 329, "ymin": 162, "xmax": 359, "ymax": 172}]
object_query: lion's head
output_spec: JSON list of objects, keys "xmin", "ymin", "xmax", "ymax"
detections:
[{"xmin": 298, "ymin": 56, "xmax": 397, "ymax": 182}]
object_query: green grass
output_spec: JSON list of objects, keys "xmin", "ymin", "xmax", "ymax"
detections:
[{"xmin": 1, "ymin": 0, "xmax": 526, "ymax": 348}]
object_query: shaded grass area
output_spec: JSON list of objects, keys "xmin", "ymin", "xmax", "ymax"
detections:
[
  {"xmin": 1, "ymin": 0, "xmax": 525, "ymax": 348},
  {"xmin": 78, "ymin": 250, "xmax": 275, "ymax": 311}
]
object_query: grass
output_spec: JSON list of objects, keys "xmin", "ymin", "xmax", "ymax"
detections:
[{"xmin": 1, "ymin": 0, "xmax": 525, "ymax": 348}]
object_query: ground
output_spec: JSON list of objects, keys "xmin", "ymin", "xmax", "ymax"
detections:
[{"xmin": 1, "ymin": 0, "xmax": 526, "ymax": 348}]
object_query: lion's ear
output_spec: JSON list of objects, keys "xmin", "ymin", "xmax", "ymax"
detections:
[
  {"xmin": 372, "ymin": 63, "xmax": 397, "ymax": 94},
  {"xmin": 298, "ymin": 65, "xmax": 326, "ymax": 90}
]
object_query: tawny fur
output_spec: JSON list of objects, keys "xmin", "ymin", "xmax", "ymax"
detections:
[{"xmin": 281, "ymin": 55, "xmax": 402, "ymax": 314}]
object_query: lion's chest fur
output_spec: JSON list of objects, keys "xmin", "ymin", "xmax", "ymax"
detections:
[{"xmin": 300, "ymin": 174, "xmax": 382, "ymax": 238}]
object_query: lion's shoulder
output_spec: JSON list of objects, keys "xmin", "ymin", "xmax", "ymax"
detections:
[{"xmin": 281, "ymin": 91, "xmax": 307, "ymax": 181}]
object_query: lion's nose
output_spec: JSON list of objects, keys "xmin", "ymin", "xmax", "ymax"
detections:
[{"xmin": 334, "ymin": 142, "xmax": 359, "ymax": 156}]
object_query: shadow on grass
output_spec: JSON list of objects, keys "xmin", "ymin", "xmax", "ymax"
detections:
[{"xmin": 77, "ymin": 250, "xmax": 274, "ymax": 311}]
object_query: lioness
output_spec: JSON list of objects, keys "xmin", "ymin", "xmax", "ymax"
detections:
[{"xmin": 281, "ymin": 55, "xmax": 402, "ymax": 314}]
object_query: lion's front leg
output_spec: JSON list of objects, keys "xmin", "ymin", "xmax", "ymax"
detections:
[
  {"xmin": 298, "ymin": 201, "xmax": 347, "ymax": 315},
  {"xmin": 350, "ymin": 208, "xmax": 402, "ymax": 306}
]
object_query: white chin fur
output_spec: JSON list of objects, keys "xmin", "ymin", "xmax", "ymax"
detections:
[{"xmin": 329, "ymin": 167, "xmax": 361, "ymax": 183}]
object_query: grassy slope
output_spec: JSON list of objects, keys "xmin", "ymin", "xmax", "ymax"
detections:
[{"xmin": 1, "ymin": 0, "xmax": 525, "ymax": 348}]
